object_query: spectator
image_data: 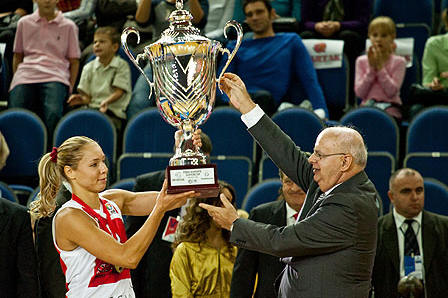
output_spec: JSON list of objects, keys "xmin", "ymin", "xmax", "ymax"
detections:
[
  {"xmin": 408, "ymin": 9, "xmax": 448, "ymax": 117},
  {"xmin": 0, "ymin": 0, "xmax": 33, "ymax": 99},
  {"xmin": 0, "ymin": 198, "xmax": 40, "ymax": 297},
  {"xmin": 232, "ymin": 0, "xmax": 300, "ymax": 25},
  {"xmin": 127, "ymin": 0, "xmax": 209, "ymax": 120},
  {"xmin": 300, "ymin": 0, "xmax": 371, "ymax": 104},
  {"xmin": 204, "ymin": 0, "xmax": 235, "ymax": 43},
  {"xmin": 8, "ymin": 0, "xmax": 80, "ymax": 142},
  {"xmin": 230, "ymin": 170, "xmax": 306, "ymax": 298},
  {"xmin": 221, "ymin": 0, "xmax": 328, "ymax": 119},
  {"xmin": 67, "ymin": 26, "xmax": 132, "ymax": 135},
  {"xmin": 126, "ymin": 129, "xmax": 212, "ymax": 298},
  {"xmin": 372, "ymin": 168, "xmax": 448, "ymax": 297},
  {"xmin": 170, "ymin": 181, "xmax": 238, "ymax": 297},
  {"xmin": 354, "ymin": 16, "xmax": 406, "ymax": 120}
]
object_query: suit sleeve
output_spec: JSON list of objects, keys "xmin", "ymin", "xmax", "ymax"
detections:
[
  {"xmin": 16, "ymin": 208, "xmax": 40, "ymax": 297},
  {"xmin": 248, "ymin": 115, "xmax": 314, "ymax": 193},
  {"xmin": 230, "ymin": 209, "xmax": 261, "ymax": 298},
  {"xmin": 230, "ymin": 195, "xmax": 355, "ymax": 258}
]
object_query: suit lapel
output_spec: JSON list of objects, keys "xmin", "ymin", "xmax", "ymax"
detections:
[
  {"xmin": 298, "ymin": 187, "xmax": 320, "ymax": 221},
  {"xmin": 383, "ymin": 214, "xmax": 400, "ymax": 274},
  {"xmin": 422, "ymin": 211, "xmax": 437, "ymax": 273}
]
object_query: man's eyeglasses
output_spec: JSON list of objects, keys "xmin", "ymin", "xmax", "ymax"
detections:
[{"xmin": 312, "ymin": 152, "xmax": 347, "ymax": 161}]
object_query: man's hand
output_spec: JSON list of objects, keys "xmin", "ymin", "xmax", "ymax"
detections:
[
  {"xmin": 315, "ymin": 21, "xmax": 340, "ymax": 37},
  {"xmin": 199, "ymin": 193, "xmax": 239, "ymax": 230},
  {"xmin": 219, "ymin": 73, "xmax": 256, "ymax": 114}
]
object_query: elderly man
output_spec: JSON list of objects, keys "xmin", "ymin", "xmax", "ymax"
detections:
[
  {"xmin": 372, "ymin": 168, "xmax": 448, "ymax": 297},
  {"xmin": 200, "ymin": 73, "xmax": 378, "ymax": 297}
]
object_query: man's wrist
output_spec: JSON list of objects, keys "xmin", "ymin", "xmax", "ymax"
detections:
[{"xmin": 241, "ymin": 104, "xmax": 265, "ymax": 128}]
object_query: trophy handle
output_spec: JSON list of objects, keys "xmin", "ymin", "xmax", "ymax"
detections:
[
  {"xmin": 217, "ymin": 20, "xmax": 243, "ymax": 83},
  {"xmin": 121, "ymin": 27, "xmax": 154, "ymax": 99}
]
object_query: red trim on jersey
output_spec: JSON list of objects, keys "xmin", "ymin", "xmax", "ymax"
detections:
[{"xmin": 71, "ymin": 194, "xmax": 131, "ymax": 287}]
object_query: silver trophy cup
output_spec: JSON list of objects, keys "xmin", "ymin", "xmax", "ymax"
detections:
[{"xmin": 121, "ymin": 0, "xmax": 243, "ymax": 197}]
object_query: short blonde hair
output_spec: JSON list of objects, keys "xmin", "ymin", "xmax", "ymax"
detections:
[{"xmin": 368, "ymin": 16, "xmax": 396, "ymax": 38}]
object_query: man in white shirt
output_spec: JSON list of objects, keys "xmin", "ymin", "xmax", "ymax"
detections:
[{"xmin": 372, "ymin": 168, "xmax": 448, "ymax": 298}]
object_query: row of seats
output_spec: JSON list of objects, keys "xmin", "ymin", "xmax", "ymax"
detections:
[{"xmin": 0, "ymin": 106, "xmax": 447, "ymax": 210}]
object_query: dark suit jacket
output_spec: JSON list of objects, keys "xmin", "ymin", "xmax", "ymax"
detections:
[
  {"xmin": 372, "ymin": 211, "xmax": 448, "ymax": 298},
  {"xmin": 34, "ymin": 187, "xmax": 71, "ymax": 298},
  {"xmin": 0, "ymin": 198, "xmax": 39, "ymax": 297},
  {"xmin": 230, "ymin": 115, "xmax": 378, "ymax": 297},
  {"xmin": 126, "ymin": 170, "xmax": 180, "ymax": 298},
  {"xmin": 230, "ymin": 200, "xmax": 287, "ymax": 298}
]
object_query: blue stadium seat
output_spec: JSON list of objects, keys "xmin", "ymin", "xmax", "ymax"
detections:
[
  {"xmin": 340, "ymin": 107, "xmax": 400, "ymax": 160},
  {"xmin": 53, "ymin": 108, "xmax": 117, "ymax": 170},
  {"xmin": 259, "ymin": 155, "xmax": 279, "ymax": 182},
  {"xmin": 0, "ymin": 108, "xmax": 47, "ymax": 186},
  {"xmin": 406, "ymin": 106, "xmax": 448, "ymax": 153},
  {"xmin": 373, "ymin": 0, "xmax": 434, "ymax": 31},
  {"xmin": 123, "ymin": 108, "xmax": 177, "ymax": 154},
  {"xmin": 404, "ymin": 153, "xmax": 448, "ymax": 186},
  {"xmin": 316, "ymin": 54, "xmax": 350, "ymax": 119},
  {"xmin": 272, "ymin": 107, "xmax": 324, "ymax": 154},
  {"xmin": 117, "ymin": 153, "xmax": 171, "ymax": 180},
  {"xmin": 241, "ymin": 179, "xmax": 282, "ymax": 212},
  {"xmin": 423, "ymin": 178, "xmax": 448, "ymax": 216},
  {"xmin": 211, "ymin": 156, "xmax": 252, "ymax": 208},
  {"xmin": 401, "ymin": 52, "xmax": 421, "ymax": 106},
  {"xmin": 365, "ymin": 152, "xmax": 395, "ymax": 214},
  {"xmin": 0, "ymin": 181, "xmax": 19, "ymax": 203},
  {"xmin": 109, "ymin": 178, "xmax": 136, "ymax": 191},
  {"xmin": 396, "ymin": 23, "xmax": 431, "ymax": 66},
  {"xmin": 201, "ymin": 107, "xmax": 255, "ymax": 162}
]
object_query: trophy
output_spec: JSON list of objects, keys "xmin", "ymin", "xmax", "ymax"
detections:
[{"xmin": 121, "ymin": 0, "xmax": 243, "ymax": 198}]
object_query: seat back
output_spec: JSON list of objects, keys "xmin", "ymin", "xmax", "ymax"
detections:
[
  {"xmin": 406, "ymin": 106, "xmax": 448, "ymax": 153},
  {"xmin": 396, "ymin": 23, "xmax": 431, "ymax": 65},
  {"xmin": 373, "ymin": 0, "xmax": 434, "ymax": 30},
  {"xmin": 272, "ymin": 108, "xmax": 324, "ymax": 154},
  {"xmin": 211, "ymin": 156, "xmax": 252, "ymax": 208},
  {"xmin": 341, "ymin": 107, "xmax": 400, "ymax": 160},
  {"xmin": 259, "ymin": 155, "xmax": 279, "ymax": 182},
  {"xmin": 201, "ymin": 107, "xmax": 255, "ymax": 162},
  {"xmin": 404, "ymin": 153, "xmax": 448, "ymax": 186},
  {"xmin": 0, "ymin": 108, "xmax": 47, "ymax": 184},
  {"xmin": 423, "ymin": 178, "xmax": 448, "ymax": 216},
  {"xmin": 0, "ymin": 181, "xmax": 19, "ymax": 203},
  {"xmin": 123, "ymin": 108, "xmax": 177, "ymax": 154},
  {"xmin": 365, "ymin": 152, "xmax": 395, "ymax": 214},
  {"xmin": 53, "ymin": 108, "xmax": 117, "ymax": 168},
  {"xmin": 109, "ymin": 178, "xmax": 136, "ymax": 191},
  {"xmin": 117, "ymin": 153, "xmax": 171, "ymax": 180},
  {"xmin": 316, "ymin": 54, "xmax": 350, "ymax": 119},
  {"xmin": 241, "ymin": 179, "xmax": 282, "ymax": 212}
]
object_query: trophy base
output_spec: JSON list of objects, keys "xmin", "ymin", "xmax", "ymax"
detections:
[{"xmin": 166, "ymin": 164, "xmax": 220, "ymax": 198}]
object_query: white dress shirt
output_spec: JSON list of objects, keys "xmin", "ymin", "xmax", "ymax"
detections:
[{"xmin": 392, "ymin": 209, "xmax": 423, "ymax": 278}]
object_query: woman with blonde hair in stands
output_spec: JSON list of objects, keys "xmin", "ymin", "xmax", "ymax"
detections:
[
  {"xmin": 31, "ymin": 135, "xmax": 195, "ymax": 297},
  {"xmin": 170, "ymin": 181, "xmax": 238, "ymax": 298}
]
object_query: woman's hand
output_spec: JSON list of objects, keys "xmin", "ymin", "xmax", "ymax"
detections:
[{"xmin": 155, "ymin": 180, "xmax": 196, "ymax": 213}]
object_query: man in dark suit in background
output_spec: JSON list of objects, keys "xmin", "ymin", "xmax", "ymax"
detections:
[
  {"xmin": 0, "ymin": 198, "xmax": 39, "ymax": 297},
  {"xmin": 201, "ymin": 73, "xmax": 378, "ymax": 297},
  {"xmin": 372, "ymin": 168, "xmax": 448, "ymax": 298},
  {"xmin": 126, "ymin": 132, "xmax": 213, "ymax": 298},
  {"xmin": 230, "ymin": 170, "xmax": 306, "ymax": 298}
]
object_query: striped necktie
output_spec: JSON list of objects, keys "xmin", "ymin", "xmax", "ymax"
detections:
[{"xmin": 404, "ymin": 219, "xmax": 420, "ymax": 256}]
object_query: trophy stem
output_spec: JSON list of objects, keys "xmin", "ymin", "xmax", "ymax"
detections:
[{"xmin": 169, "ymin": 121, "xmax": 207, "ymax": 166}]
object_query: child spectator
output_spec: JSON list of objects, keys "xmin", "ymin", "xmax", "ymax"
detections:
[
  {"xmin": 67, "ymin": 26, "xmax": 132, "ymax": 134},
  {"xmin": 8, "ymin": 0, "xmax": 80, "ymax": 141},
  {"xmin": 355, "ymin": 16, "xmax": 406, "ymax": 120}
]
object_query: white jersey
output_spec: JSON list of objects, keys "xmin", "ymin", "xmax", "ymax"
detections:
[{"xmin": 52, "ymin": 197, "xmax": 135, "ymax": 298}]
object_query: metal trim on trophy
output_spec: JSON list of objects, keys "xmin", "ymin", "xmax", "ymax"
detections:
[{"xmin": 121, "ymin": 0, "xmax": 243, "ymax": 198}]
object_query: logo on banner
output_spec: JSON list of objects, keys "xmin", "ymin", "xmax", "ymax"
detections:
[{"xmin": 303, "ymin": 39, "xmax": 344, "ymax": 69}]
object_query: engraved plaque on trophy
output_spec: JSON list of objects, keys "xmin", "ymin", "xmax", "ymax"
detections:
[{"xmin": 121, "ymin": 0, "xmax": 243, "ymax": 198}]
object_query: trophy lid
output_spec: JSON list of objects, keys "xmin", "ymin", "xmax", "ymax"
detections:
[{"xmin": 152, "ymin": 0, "xmax": 210, "ymax": 46}]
